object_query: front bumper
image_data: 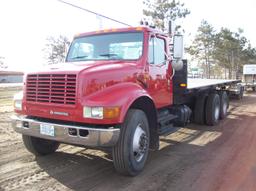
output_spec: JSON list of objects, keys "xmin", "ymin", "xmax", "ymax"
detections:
[{"xmin": 11, "ymin": 115, "xmax": 120, "ymax": 147}]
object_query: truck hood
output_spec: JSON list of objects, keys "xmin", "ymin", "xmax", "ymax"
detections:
[{"xmin": 29, "ymin": 61, "xmax": 137, "ymax": 74}]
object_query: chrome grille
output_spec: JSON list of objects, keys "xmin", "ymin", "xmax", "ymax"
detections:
[{"xmin": 26, "ymin": 74, "xmax": 77, "ymax": 105}]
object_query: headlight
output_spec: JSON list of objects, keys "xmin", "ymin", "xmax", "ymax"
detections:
[
  {"xmin": 83, "ymin": 106, "xmax": 120, "ymax": 119},
  {"xmin": 14, "ymin": 100, "xmax": 22, "ymax": 110},
  {"xmin": 13, "ymin": 91, "xmax": 23, "ymax": 110},
  {"xmin": 83, "ymin": 107, "xmax": 103, "ymax": 119}
]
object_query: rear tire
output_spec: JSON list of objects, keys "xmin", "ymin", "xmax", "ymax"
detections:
[
  {"xmin": 219, "ymin": 91, "xmax": 229, "ymax": 120},
  {"xmin": 22, "ymin": 135, "xmax": 60, "ymax": 156},
  {"xmin": 112, "ymin": 109, "xmax": 150, "ymax": 176},
  {"xmin": 194, "ymin": 94, "xmax": 207, "ymax": 125},
  {"xmin": 205, "ymin": 93, "xmax": 220, "ymax": 126},
  {"xmin": 236, "ymin": 86, "xmax": 244, "ymax": 99}
]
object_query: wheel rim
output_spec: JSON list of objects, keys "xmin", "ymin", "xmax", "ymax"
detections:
[
  {"xmin": 132, "ymin": 124, "xmax": 148, "ymax": 162},
  {"xmin": 215, "ymin": 104, "xmax": 220, "ymax": 120}
]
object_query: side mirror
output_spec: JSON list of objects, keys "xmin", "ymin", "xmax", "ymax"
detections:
[
  {"xmin": 172, "ymin": 34, "xmax": 184, "ymax": 71},
  {"xmin": 173, "ymin": 34, "xmax": 184, "ymax": 59}
]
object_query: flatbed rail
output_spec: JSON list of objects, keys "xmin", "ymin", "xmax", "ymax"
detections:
[{"xmin": 187, "ymin": 78, "xmax": 241, "ymax": 89}]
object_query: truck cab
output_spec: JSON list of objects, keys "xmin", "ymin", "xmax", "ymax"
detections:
[{"xmin": 15, "ymin": 27, "xmax": 173, "ymax": 123}]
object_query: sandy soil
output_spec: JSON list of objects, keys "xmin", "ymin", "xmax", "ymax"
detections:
[{"xmin": 0, "ymin": 88, "xmax": 256, "ymax": 191}]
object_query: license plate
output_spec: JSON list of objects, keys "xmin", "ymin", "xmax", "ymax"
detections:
[{"xmin": 40, "ymin": 124, "xmax": 55, "ymax": 137}]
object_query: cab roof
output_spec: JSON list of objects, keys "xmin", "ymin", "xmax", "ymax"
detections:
[{"xmin": 74, "ymin": 26, "xmax": 168, "ymax": 38}]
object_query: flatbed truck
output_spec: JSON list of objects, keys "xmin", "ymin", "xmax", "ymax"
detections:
[
  {"xmin": 12, "ymin": 26, "xmax": 242, "ymax": 176},
  {"xmin": 243, "ymin": 64, "xmax": 256, "ymax": 91}
]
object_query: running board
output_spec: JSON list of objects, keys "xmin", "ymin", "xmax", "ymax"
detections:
[
  {"xmin": 158, "ymin": 114, "xmax": 177, "ymax": 126},
  {"xmin": 157, "ymin": 111, "xmax": 179, "ymax": 135}
]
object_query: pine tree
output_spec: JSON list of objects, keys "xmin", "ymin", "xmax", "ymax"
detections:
[
  {"xmin": 186, "ymin": 20, "xmax": 216, "ymax": 78},
  {"xmin": 214, "ymin": 28, "xmax": 249, "ymax": 79},
  {"xmin": 143, "ymin": 0, "xmax": 190, "ymax": 31}
]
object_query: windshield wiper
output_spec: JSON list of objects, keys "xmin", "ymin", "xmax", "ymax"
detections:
[
  {"xmin": 71, "ymin": 55, "xmax": 88, "ymax": 59},
  {"xmin": 99, "ymin": 53, "xmax": 119, "ymax": 58}
]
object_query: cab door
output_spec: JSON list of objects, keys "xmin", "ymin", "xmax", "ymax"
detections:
[{"xmin": 147, "ymin": 36, "xmax": 172, "ymax": 108}]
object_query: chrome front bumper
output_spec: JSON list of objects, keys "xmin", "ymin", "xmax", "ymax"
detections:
[{"xmin": 11, "ymin": 115, "xmax": 120, "ymax": 147}]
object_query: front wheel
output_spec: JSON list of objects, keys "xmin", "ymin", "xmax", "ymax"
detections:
[
  {"xmin": 112, "ymin": 109, "xmax": 150, "ymax": 176},
  {"xmin": 22, "ymin": 135, "xmax": 60, "ymax": 156}
]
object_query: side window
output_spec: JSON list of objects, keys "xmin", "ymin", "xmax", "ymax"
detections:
[
  {"xmin": 155, "ymin": 38, "xmax": 165, "ymax": 64},
  {"xmin": 148, "ymin": 37, "xmax": 166, "ymax": 65},
  {"xmin": 148, "ymin": 38, "xmax": 154, "ymax": 64}
]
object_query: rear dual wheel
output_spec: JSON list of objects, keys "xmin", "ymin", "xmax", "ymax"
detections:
[
  {"xmin": 205, "ymin": 93, "xmax": 220, "ymax": 126},
  {"xmin": 219, "ymin": 91, "xmax": 229, "ymax": 120},
  {"xmin": 194, "ymin": 94, "xmax": 207, "ymax": 124},
  {"xmin": 194, "ymin": 91, "xmax": 229, "ymax": 126}
]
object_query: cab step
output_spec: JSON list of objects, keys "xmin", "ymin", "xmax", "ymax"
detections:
[{"xmin": 158, "ymin": 114, "xmax": 177, "ymax": 126}]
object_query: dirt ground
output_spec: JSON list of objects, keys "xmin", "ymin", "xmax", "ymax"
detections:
[{"xmin": 0, "ymin": 87, "xmax": 256, "ymax": 191}]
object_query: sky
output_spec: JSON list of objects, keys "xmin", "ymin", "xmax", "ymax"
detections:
[{"xmin": 0, "ymin": 0, "xmax": 255, "ymax": 72}]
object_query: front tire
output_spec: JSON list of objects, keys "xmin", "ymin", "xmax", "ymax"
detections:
[
  {"xmin": 22, "ymin": 135, "xmax": 60, "ymax": 156},
  {"xmin": 112, "ymin": 109, "xmax": 150, "ymax": 176}
]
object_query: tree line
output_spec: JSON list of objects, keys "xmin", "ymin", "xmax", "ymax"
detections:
[{"xmin": 187, "ymin": 20, "xmax": 256, "ymax": 79}]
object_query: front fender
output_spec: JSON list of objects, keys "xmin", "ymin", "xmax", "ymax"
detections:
[{"xmin": 81, "ymin": 82, "xmax": 154, "ymax": 124}]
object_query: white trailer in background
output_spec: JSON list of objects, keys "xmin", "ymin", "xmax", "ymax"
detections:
[{"xmin": 243, "ymin": 64, "xmax": 256, "ymax": 91}]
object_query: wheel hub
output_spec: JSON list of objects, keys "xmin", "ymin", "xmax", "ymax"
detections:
[{"xmin": 133, "ymin": 124, "xmax": 148, "ymax": 162}]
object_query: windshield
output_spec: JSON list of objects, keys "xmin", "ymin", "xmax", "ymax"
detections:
[{"xmin": 66, "ymin": 32, "xmax": 143, "ymax": 62}]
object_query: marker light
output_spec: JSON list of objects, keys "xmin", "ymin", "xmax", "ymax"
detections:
[{"xmin": 180, "ymin": 83, "xmax": 187, "ymax": 87}]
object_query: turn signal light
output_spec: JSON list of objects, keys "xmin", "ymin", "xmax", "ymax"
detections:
[{"xmin": 103, "ymin": 107, "xmax": 120, "ymax": 119}]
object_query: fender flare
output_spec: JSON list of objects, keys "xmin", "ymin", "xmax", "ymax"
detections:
[{"xmin": 82, "ymin": 82, "xmax": 156, "ymax": 123}]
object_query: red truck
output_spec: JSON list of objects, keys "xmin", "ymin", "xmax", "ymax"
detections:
[{"xmin": 12, "ymin": 26, "xmax": 242, "ymax": 176}]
